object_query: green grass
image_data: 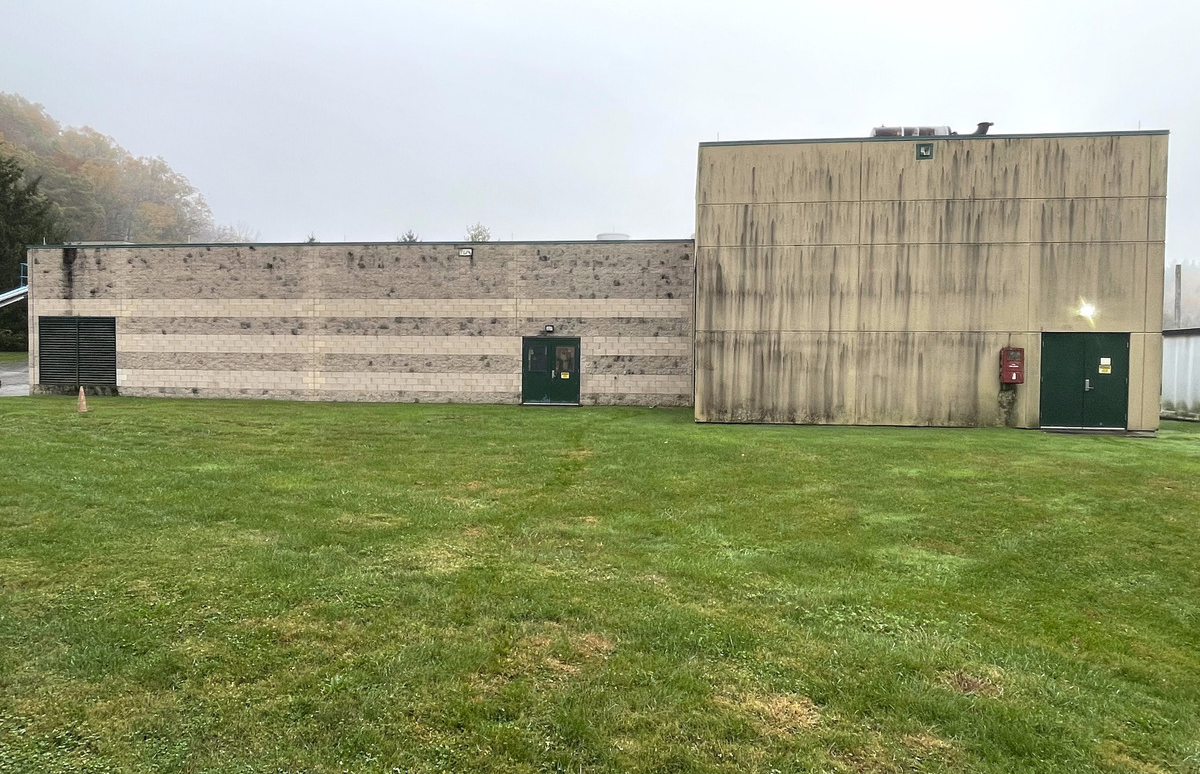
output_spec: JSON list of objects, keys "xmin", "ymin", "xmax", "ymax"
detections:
[
  {"xmin": 0, "ymin": 351, "xmax": 26, "ymax": 364},
  {"xmin": 0, "ymin": 398, "xmax": 1198, "ymax": 773}
]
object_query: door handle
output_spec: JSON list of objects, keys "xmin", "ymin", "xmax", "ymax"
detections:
[{"xmin": 1084, "ymin": 379, "xmax": 1092, "ymax": 391}]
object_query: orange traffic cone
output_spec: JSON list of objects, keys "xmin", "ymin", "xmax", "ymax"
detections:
[{"xmin": 77, "ymin": 386, "xmax": 88, "ymax": 413}]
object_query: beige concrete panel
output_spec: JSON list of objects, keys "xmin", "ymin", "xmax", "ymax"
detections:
[
  {"xmin": 308, "ymin": 390, "xmax": 522, "ymax": 405},
  {"xmin": 1023, "ymin": 135, "xmax": 1152, "ymax": 198},
  {"xmin": 1128, "ymin": 333, "xmax": 1146, "ymax": 430},
  {"xmin": 581, "ymin": 374, "xmax": 691, "ymax": 395},
  {"xmin": 1134, "ymin": 332, "xmax": 1162, "ymax": 432},
  {"xmin": 585, "ymin": 355, "xmax": 690, "ymax": 375},
  {"xmin": 1148, "ymin": 198, "xmax": 1167, "ymax": 242},
  {"xmin": 693, "ymin": 331, "xmax": 856, "ymax": 424},
  {"xmin": 316, "ymin": 336, "xmax": 520, "ymax": 356},
  {"xmin": 315, "ymin": 244, "xmax": 517, "ymax": 299},
  {"xmin": 853, "ymin": 332, "xmax": 1026, "ymax": 427},
  {"xmin": 861, "ymin": 199, "xmax": 1028, "ymax": 245},
  {"xmin": 1033, "ymin": 198, "xmax": 1149, "ymax": 243},
  {"xmin": 857, "ymin": 244, "xmax": 1029, "ymax": 333},
  {"xmin": 518, "ymin": 298, "xmax": 691, "ymax": 319},
  {"xmin": 586, "ymin": 392, "xmax": 691, "ymax": 407},
  {"xmin": 580, "ymin": 336, "xmax": 692, "ymax": 357},
  {"xmin": 860, "ymin": 138, "xmax": 1029, "ymax": 201},
  {"xmin": 694, "ymin": 246, "xmax": 859, "ymax": 333},
  {"xmin": 316, "ymin": 372, "xmax": 522, "ymax": 393},
  {"xmin": 696, "ymin": 202, "xmax": 860, "ymax": 247},
  {"xmin": 320, "ymin": 354, "xmax": 520, "ymax": 373},
  {"xmin": 1145, "ymin": 242, "xmax": 1166, "ymax": 333},
  {"xmin": 117, "ymin": 369, "xmax": 310, "ymax": 390},
  {"xmin": 1033, "ymin": 243, "xmax": 1147, "ymax": 332},
  {"xmin": 319, "ymin": 299, "xmax": 516, "ymax": 318},
  {"xmin": 117, "ymin": 333, "xmax": 312, "ymax": 354},
  {"xmin": 518, "ymin": 242, "xmax": 694, "ymax": 300},
  {"xmin": 27, "ymin": 307, "xmax": 38, "ymax": 386},
  {"xmin": 29, "ymin": 245, "xmax": 315, "ymax": 300},
  {"xmin": 697, "ymin": 142, "xmax": 862, "ymax": 204},
  {"xmin": 1149, "ymin": 135, "xmax": 1169, "ymax": 197},
  {"xmin": 1016, "ymin": 333, "xmax": 1041, "ymax": 429},
  {"xmin": 119, "ymin": 352, "xmax": 313, "ymax": 371},
  {"xmin": 517, "ymin": 317, "xmax": 690, "ymax": 338}
]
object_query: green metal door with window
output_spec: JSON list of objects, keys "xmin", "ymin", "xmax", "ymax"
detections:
[
  {"xmin": 1040, "ymin": 333, "xmax": 1129, "ymax": 428},
  {"xmin": 522, "ymin": 337, "xmax": 581, "ymax": 405}
]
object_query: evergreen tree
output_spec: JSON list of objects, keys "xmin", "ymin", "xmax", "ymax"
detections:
[{"xmin": 0, "ymin": 152, "xmax": 64, "ymax": 349}]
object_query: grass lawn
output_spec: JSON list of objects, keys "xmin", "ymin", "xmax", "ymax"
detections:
[
  {"xmin": 0, "ymin": 398, "xmax": 1198, "ymax": 773},
  {"xmin": 0, "ymin": 351, "xmax": 26, "ymax": 364}
]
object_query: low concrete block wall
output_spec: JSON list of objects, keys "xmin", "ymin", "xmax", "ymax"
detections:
[{"xmin": 28, "ymin": 241, "xmax": 694, "ymax": 406}]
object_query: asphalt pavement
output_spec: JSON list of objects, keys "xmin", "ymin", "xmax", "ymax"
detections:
[{"xmin": 0, "ymin": 356, "xmax": 29, "ymax": 397}]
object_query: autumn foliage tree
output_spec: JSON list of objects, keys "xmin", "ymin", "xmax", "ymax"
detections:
[{"xmin": 0, "ymin": 92, "xmax": 230, "ymax": 243}]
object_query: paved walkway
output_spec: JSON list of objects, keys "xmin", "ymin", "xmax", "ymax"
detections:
[{"xmin": 0, "ymin": 356, "xmax": 29, "ymax": 397}]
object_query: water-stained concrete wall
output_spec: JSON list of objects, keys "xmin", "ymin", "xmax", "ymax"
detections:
[
  {"xmin": 27, "ymin": 240, "xmax": 693, "ymax": 405},
  {"xmin": 695, "ymin": 131, "xmax": 1168, "ymax": 429}
]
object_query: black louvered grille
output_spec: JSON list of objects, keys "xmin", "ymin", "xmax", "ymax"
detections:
[
  {"xmin": 37, "ymin": 316, "xmax": 117, "ymax": 386},
  {"xmin": 38, "ymin": 317, "xmax": 79, "ymax": 385},
  {"xmin": 77, "ymin": 317, "xmax": 117, "ymax": 384}
]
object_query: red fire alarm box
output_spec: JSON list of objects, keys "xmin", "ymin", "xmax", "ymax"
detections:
[{"xmin": 1000, "ymin": 347, "xmax": 1025, "ymax": 384}]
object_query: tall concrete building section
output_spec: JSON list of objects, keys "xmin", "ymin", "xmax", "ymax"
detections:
[{"xmin": 694, "ymin": 131, "xmax": 1168, "ymax": 430}]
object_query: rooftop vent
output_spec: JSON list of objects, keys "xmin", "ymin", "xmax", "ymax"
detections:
[{"xmin": 870, "ymin": 126, "xmax": 952, "ymax": 137}]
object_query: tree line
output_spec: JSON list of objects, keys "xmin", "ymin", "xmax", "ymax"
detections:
[{"xmin": 0, "ymin": 92, "xmax": 257, "ymax": 348}]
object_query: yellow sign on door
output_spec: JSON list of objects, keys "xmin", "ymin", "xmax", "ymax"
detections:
[{"xmin": 1099, "ymin": 356, "xmax": 1111, "ymax": 374}]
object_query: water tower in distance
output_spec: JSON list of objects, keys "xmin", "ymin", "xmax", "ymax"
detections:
[{"xmin": 596, "ymin": 232, "xmax": 630, "ymax": 241}]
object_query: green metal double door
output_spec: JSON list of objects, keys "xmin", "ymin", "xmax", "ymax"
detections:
[
  {"xmin": 1040, "ymin": 333, "xmax": 1129, "ymax": 429},
  {"xmin": 522, "ymin": 337, "xmax": 581, "ymax": 405}
]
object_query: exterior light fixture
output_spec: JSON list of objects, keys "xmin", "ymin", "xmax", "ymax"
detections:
[
  {"xmin": 1079, "ymin": 302, "xmax": 1096, "ymax": 320},
  {"xmin": 544, "ymin": 324, "xmax": 555, "ymax": 334}
]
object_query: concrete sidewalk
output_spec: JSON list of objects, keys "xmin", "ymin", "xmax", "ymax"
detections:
[{"xmin": 0, "ymin": 356, "xmax": 29, "ymax": 397}]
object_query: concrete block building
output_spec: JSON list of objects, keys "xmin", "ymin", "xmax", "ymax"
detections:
[
  {"xmin": 26, "ymin": 241, "xmax": 693, "ymax": 406},
  {"xmin": 26, "ymin": 129, "xmax": 1170, "ymax": 431}
]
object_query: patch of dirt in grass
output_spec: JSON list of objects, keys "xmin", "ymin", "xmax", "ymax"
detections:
[
  {"xmin": 940, "ymin": 668, "xmax": 1004, "ymax": 697},
  {"xmin": 1099, "ymin": 745, "xmax": 1173, "ymax": 774},
  {"xmin": 477, "ymin": 625, "xmax": 615, "ymax": 692},
  {"xmin": 831, "ymin": 746, "xmax": 903, "ymax": 773},
  {"xmin": 402, "ymin": 526, "xmax": 491, "ymax": 575},
  {"xmin": 715, "ymin": 691, "xmax": 820, "ymax": 736},
  {"xmin": 334, "ymin": 511, "xmax": 409, "ymax": 528},
  {"xmin": 562, "ymin": 448, "xmax": 592, "ymax": 460},
  {"xmin": 576, "ymin": 632, "xmax": 615, "ymax": 659},
  {"xmin": 902, "ymin": 732, "xmax": 957, "ymax": 764},
  {"xmin": 0, "ymin": 558, "xmax": 52, "ymax": 591}
]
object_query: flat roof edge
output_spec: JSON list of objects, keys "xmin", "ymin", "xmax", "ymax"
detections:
[
  {"xmin": 1163, "ymin": 327, "xmax": 1200, "ymax": 337},
  {"xmin": 699, "ymin": 129, "xmax": 1170, "ymax": 148},
  {"xmin": 27, "ymin": 238, "xmax": 695, "ymax": 250}
]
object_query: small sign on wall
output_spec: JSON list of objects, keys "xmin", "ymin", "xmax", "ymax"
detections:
[
  {"xmin": 458, "ymin": 248, "xmax": 473, "ymax": 257},
  {"xmin": 1099, "ymin": 357, "xmax": 1112, "ymax": 374}
]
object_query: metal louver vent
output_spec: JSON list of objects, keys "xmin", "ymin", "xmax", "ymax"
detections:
[{"xmin": 37, "ymin": 316, "xmax": 117, "ymax": 386}]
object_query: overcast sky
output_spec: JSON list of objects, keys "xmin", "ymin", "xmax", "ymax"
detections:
[{"xmin": 2, "ymin": 0, "xmax": 1197, "ymax": 261}]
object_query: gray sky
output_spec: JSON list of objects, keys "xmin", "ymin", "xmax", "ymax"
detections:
[{"xmin": 2, "ymin": 0, "xmax": 1197, "ymax": 262}]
